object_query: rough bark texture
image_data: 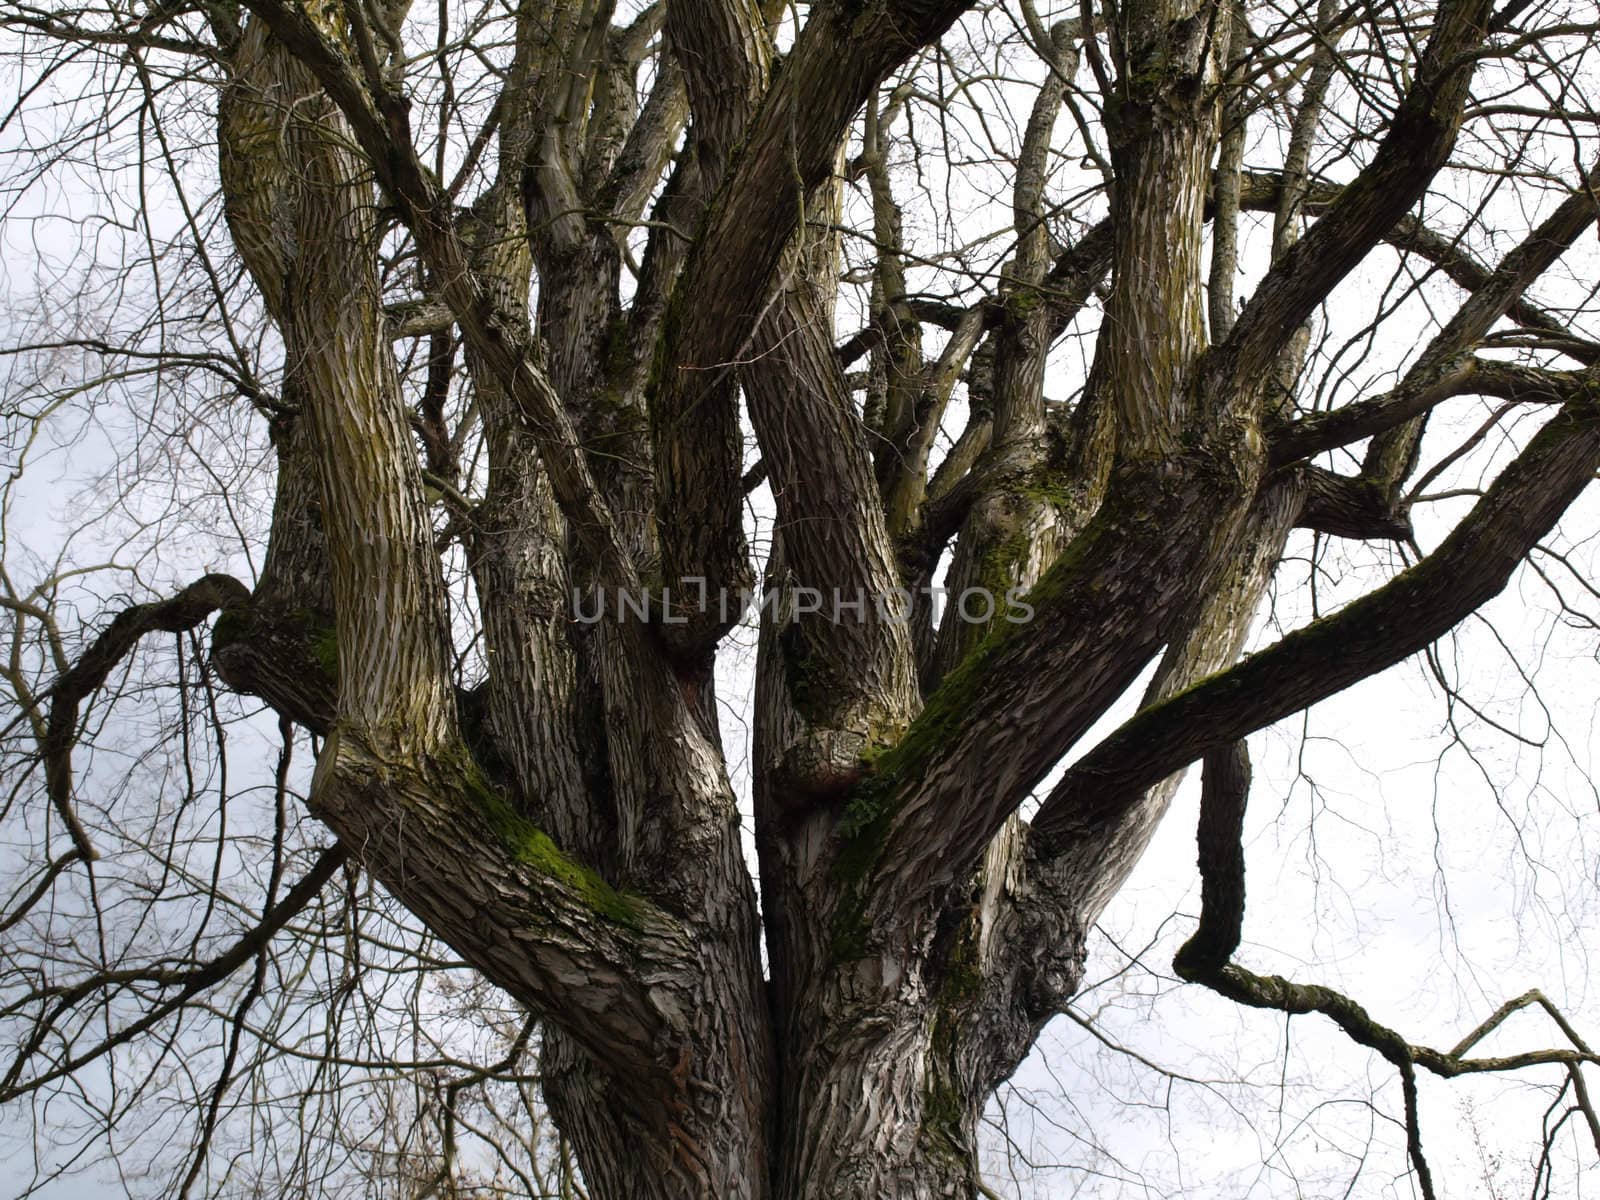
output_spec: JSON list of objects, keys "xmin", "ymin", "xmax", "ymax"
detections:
[{"xmin": 24, "ymin": 0, "xmax": 1596, "ymax": 1194}]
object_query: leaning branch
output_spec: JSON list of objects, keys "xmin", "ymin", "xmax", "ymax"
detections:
[
  {"xmin": 1238, "ymin": 170, "xmax": 1600, "ymax": 368},
  {"xmin": 309, "ymin": 726, "xmax": 699, "ymax": 1090},
  {"xmin": 1272, "ymin": 358, "xmax": 1599, "ymax": 465},
  {"xmin": 1271, "ymin": 151, "xmax": 1600, "ymax": 466},
  {"xmin": 842, "ymin": 460, "xmax": 1240, "ymax": 933},
  {"xmin": 1032, "ymin": 392, "xmax": 1600, "ymax": 848}
]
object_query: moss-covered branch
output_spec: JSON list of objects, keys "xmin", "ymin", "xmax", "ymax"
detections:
[{"xmin": 310, "ymin": 725, "xmax": 694, "ymax": 1091}]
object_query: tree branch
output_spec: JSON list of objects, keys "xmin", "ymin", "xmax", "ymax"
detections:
[
  {"xmin": 309, "ymin": 726, "xmax": 699, "ymax": 1093},
  {"xmin": 1297, "ymin": 466, "xmax": 1412, "ymax": 541},
  {"xmin": 1206, "ymin": 0, "xmax": 1495, "ymax": 411},
  {"xmin": 647, "ymin": 0, "xmax": 980, "ymax": 651},
  {"xmin": 43, "ymin": 574, "xmax": 248, "ymax": 861},
  {"xmin": 1172, "ymin": 741, "xmax": 1600, "ymax": 1200},
  {"xmin": 1032, "ymin": 392, "xmax": 1600, "ymax": 849}
]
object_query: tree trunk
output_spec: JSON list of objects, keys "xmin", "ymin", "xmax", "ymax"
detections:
[{"xmin": 176, "ymin": 0, "xmax": 1588, "ymax": 1195}]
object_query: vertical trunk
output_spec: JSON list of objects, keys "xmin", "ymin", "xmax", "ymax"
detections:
[
  {"xmin": 1102, "ymin": 0, "xmax": 1218, "ymax": 460},
  {"xmin": 284, "ymin": 100, "xmax": 457, "ymax": 749},
  {"xmin": 766, "ymin": 929, "xmax": 992, "ymax": 1200},
  {"xmin": 210, "ymin": 24, "xmax": 338, "ymax": 729}
]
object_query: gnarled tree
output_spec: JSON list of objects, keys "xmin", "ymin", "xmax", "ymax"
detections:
[{"xmin": 3, "ymin": 0, "xmax": 1600, "ymax": 1195}]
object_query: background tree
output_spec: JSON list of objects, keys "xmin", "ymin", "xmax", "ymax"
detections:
[{"xmin": 2, "ymin": 0, "xmax": 1600, "ymax": 1196}]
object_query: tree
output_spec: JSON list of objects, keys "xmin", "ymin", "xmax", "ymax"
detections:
[{"xmin": 2, "ymin": 0, "xmax": 1599, "ymax": 1194}]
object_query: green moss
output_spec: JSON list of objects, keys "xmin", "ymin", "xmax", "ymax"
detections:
[
  {"xmin": 920, "ymin": 929, "xmax": 985, "ymax": 1164},
  {"xmin": 212, "ymin": 602, "xmax": 339, "ymax": 682},
  {"xmin": 919, "ymin": 1045, "xmax": 971, "ymax": 1164},
  {"xmin": 974, "ymin": 525, "xmax": 1032, "ymax": 605},
  {"xmin": 211, "ymin": 606, "xmax": 246, "ymax": 648},
  {"xmin": 781, "ymin": 622, "xmax": 850, "ymax": 725},
  {"xmin": 456, "ymin": 757, "xmax": 648, "ymax": 930},
  {"xmin": 599, "ymin": 315, "xmax": 634, "ymax": 380},
  {"xmin": 923, "ymin": 1095, "xmax": 965, "ymax": 1146},
  {"xmin": 828, "ymin": 647, "xmax": 1000, "ymax": 959},
  {"xmin": 828, "ymin": 898, "xmax": 872, "ymax": 962},
  {"xmin": 1007, "ymin": 486, "xmax": 1124, "ymax": 611},
  {"xmin": 1019, "ymin": 455, "xmax": 1079, "ymax": 510},
  {"xmin": 826, "ymin": 480, "xmax": 1143, "ymax": 965},
  {"xmin": 921, "ymin": 1075, "xmax": 965, "ymax": 1146},
  {"xmin": 643, "ymin": 295, "xmax": 681, "ymax": 421},
  {"xmin": 834, "ymin": 640, "xmax": 1003, "ymax": 884},
  {"xmin": 778, "ymin": 623, "xmax": 814, "ymax": 715},
  {"xmin": 1004, "ymin": 288, "xmax": 1042, "ymax": 320},
  {"xmin": 938, "ymin": 929, "xmax": 983, "ymax": 1010},
  {"xmin": 309, "ymin": 622, "xmax": 339, "ymax": 677},
  {"xmin": 829, "ymin": 496, "xmax": 1129, "ymax": 960}
]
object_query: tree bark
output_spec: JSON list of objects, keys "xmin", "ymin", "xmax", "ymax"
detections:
[{"xmin": 156, "ymin": 0, "xmax": 1590, "ymax": 1195}]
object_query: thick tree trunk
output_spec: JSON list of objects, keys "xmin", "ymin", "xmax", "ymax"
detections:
[{"xmin": 209, "ymin": 3, "xmax": 1238, "ymax": 1191}]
